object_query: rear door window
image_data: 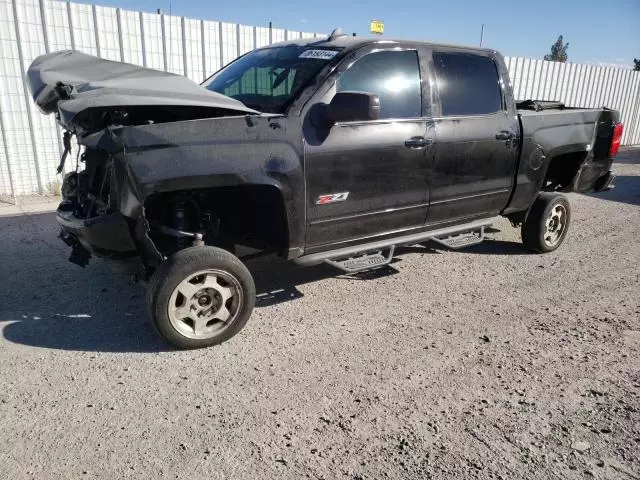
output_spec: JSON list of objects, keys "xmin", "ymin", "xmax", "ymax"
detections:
[
  {"xmin": 432, "ymin": 52, "xmax": 503, "ymax": 116},
  {"xmin": 336, "ymin": 50, "xmax": 422, "ymax": 119}
]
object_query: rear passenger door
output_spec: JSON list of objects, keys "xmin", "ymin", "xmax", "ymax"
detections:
[{"xmin": 427, "ymin": 50, "xmax": 519, "ymax": 224}]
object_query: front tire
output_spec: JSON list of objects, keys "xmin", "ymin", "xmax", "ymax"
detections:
[
  {"xmin": 147, "ymin": 246, "xmax": 256, "ymax": 349},
  {"xmin": 521, "ymin": 193, "xmax": 571, "ymax": 253}
]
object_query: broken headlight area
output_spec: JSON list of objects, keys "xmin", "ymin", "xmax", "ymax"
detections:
[
  {"xmin": 59, "ymin": 147, "xmax": 113, "ymax": 219},
  {"xmin": 56, "ymin": 140, "xmax": 211, "ymax": 270},
  {"xmin": 56, "ymin": 144, "xmax": 142, "ymax": 267}
]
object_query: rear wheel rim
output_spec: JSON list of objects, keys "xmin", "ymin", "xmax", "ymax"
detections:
[
  {"xmin": 167, "ymin": 269, "xmax": 243, "ymax": 340},
  {"xmin": 543, "ymin": 204, "xmax": 567, "ymax": 248}
]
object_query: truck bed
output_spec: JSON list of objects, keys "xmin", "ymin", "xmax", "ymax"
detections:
[
  {"xmin": 518, "ymin": 106, "xmax": 604, "ymax": 149},
  {"xmin": 518, "ymin": 107, "xmax": 602, "ymax": 117},
  {"xmin": 504, "ymin": 103, "xmax": 618, "ymax": 215}
]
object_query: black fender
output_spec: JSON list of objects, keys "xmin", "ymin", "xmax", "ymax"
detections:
[{"xmin": 89, "ymin": 114, "xmax": 306, "ymax": 260}]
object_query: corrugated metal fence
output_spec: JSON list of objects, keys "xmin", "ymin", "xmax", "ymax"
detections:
[
  {"xmin": 505, "ymin": 57, "xmax": 640, "ymax": 147},
  {"xmin": 1, "ymin": 0, "xmax": 639, "ymax": 197}
]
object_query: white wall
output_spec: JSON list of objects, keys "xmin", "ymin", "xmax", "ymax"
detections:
[
  {"xmin": 504, "ymin": 56, "xmax": 640, "ymax": 147},
  {"xmin": 0, "ymin": 0, "xmax": 638, "ymax": 196}
]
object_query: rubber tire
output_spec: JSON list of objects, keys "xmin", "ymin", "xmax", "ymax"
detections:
[
  {"xmin": 521, "ymin": 193, "xmax": 571, "ymax": 253},
  {"xmin": 147, "ymin": 246, "xmax": 256, "ymax": 349}
]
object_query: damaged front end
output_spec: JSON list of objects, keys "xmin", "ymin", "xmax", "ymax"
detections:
[
  {"xmin": 54, "ymin": 142, "xmax": 159, "ymax": 269},
  {"xmin": 27, "ymin": 50, "xmax": 260, "ymax": 271}
]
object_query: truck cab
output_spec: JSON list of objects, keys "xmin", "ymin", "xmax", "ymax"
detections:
[{"xmin": 294, "ymin": 41, "xmax": 521, "ymax": 250}]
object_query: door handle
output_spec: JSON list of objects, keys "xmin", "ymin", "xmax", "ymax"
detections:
[
  {"xmin": 405, "ymin": 137, "xmax": 433, "ymax": 149},
  {"xmin": 495, "ymin": 131, "xmax": 514, "ymax": 141}
]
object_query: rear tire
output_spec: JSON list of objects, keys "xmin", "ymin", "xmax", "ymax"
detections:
[
  {"xmin": 147, "ymin": 246, "xmax": 255, "ymax": 349},
  {"xmin": 521, "ymin": 193, "xmax": 571, "ymax": 253}
]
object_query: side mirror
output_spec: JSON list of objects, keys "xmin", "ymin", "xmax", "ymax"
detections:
[{"xmin": 315, "ymin": 91, "xmax": 380, "ymax": 127}]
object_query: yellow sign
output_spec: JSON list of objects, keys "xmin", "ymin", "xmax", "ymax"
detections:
[{"xmin": 370, "ymin": 20, "xmax": 384, "ymax": 35}]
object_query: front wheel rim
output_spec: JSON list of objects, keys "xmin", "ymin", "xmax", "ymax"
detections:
[
  {"xmin": 167, "ymin": 269, "xmax": 244, "ymax": 340},
  {"xmin": 543, "ymin": 204, "xmax": 567, "ymax": 248}
]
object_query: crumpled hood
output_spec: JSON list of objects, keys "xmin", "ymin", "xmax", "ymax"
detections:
[{"xmin": 27, "ymin": 50, "xmax": 257, "ymax": 126}]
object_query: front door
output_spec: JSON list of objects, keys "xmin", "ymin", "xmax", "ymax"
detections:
[
  {"xmin": 304, "ymin": 48, "xmax": 433, "ymax": 250},
  {"xmin": 427, "ymin": 50, "xmax": 519, "ymax": 224}
]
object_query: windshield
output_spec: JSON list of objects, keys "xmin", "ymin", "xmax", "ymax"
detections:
[{"xmin": 202, "ymin": 46, "xmax": 342, "ymax": 113}]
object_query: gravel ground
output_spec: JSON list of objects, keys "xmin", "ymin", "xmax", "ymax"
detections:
[{"xmin": 1, "ymin": 148, "xmax": 639, "ymax": 480}]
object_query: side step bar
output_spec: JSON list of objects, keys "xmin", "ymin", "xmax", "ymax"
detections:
[
  {"xmin": 431, "ymin": 227, "xmax": 486, "ymax": 250},
  {"xmin": 324, "ymin": 246, "xmax": 395, "ymax": 273},
  {"xmin": 294, "ymin": 217, "xmax": 498, "ymax": 268}
]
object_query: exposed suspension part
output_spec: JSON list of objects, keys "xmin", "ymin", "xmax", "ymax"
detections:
[
  {"xmin": 152, "ymin": 196, "xmax": 210, "ymax": 253},
  {"xmin": 173, "ymin": 201, "xmax": 193, "ymax": 250}
]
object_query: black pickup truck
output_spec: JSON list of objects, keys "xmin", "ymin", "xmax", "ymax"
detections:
[{"xmin": 27, "ymin": 29, "xmax": 624, "ymax": 348}]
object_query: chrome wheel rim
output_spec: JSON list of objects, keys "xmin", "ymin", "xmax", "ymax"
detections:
[
  {"xmin": 543, "ymin": 204, "xmax": 567, "ymax": 248},
  {"xmin": 168, "ymin": 269, "xmax": 243, "ymax": 339}
]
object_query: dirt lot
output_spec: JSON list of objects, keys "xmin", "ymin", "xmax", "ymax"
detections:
[{"xmin": 1, "ymin": 148, "xmax": 639, "ymax": 480}]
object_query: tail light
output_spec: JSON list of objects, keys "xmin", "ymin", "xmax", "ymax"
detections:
[{"xmin": 609, "ymin": 123, "xmax": 623, "ymax": 158}]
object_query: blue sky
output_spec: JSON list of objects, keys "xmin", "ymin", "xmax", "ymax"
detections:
[{"xmin": 89, "ymin": 0, "xmax": 639, "ymax": 67}]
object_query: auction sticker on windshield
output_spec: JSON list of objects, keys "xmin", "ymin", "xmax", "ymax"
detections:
[{"xmin": 299, "ymin": 50, "xmax": 339, "ymax": 60}]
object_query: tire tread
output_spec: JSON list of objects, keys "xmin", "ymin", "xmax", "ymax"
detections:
[
  {"xmin": 146, "ymin": 246, "xmax": 255, "ymax": 349},
  {"xmin": 521, "ymin": 193, "xmax": 571, "ymax": 253}
]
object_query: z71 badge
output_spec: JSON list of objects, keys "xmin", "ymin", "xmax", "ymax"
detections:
[{"xmin": 316, "ymin": 192, "xmax": 350, "ymax": 205}]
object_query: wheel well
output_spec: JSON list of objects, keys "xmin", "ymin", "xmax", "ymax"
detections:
[
  {"xmin": 143, "ymin": 185, "xmax": 289, "ymax": 256},
  {"xmin": 542, "ymin": 151, "xmax": 587, "ymax": 191}
]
